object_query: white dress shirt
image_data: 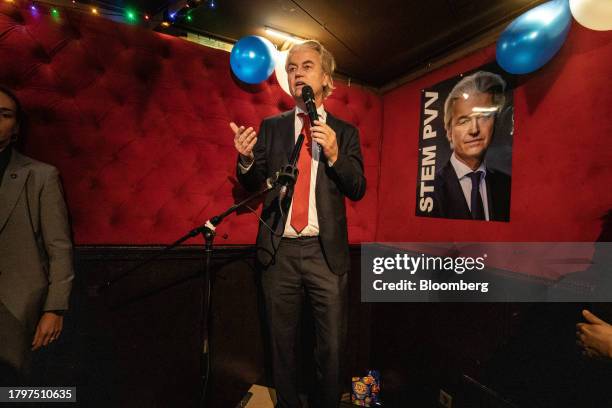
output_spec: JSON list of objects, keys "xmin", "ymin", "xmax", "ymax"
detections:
[
  {"xmin": 450, "ymin": 153, "xmax": 490, "ymax": 221},
  {"xmin": 238, "ymin": 105, "xmax": 327, "ymax": 237}
]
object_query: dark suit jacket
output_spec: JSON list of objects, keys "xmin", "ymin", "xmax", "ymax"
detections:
[
  {"xmin": 432, "ymin": 160, "xmax": 511, "ymax": 222},
  {"xmin": 237, "ymin": 109, "xmax": 366, "ymax": 275}
]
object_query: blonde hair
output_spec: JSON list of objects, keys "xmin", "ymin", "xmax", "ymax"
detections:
[{"xmin": 286, "ymin": 40, "xmax": 336, "ymax": 98}]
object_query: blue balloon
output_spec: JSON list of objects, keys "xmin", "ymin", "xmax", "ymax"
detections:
[
  {"xmin": 496, "ymin": 0, "xmax": 572, "ymax": 74},
  {"xmin": 230, "ymin": 36, "xmax": 276, "ymax": 84}
]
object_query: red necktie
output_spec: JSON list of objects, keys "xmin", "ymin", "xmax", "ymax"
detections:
[{"xmin": 290, "ymin": 113, "xmax": 313, "ymax": 233}]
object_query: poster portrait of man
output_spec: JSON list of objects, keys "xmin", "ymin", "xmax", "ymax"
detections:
[{"xmin": 416, "ymin": 65, "xmax": 514, "ymax": 222}]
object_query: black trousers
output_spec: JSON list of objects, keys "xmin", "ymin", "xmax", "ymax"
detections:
[{"xmin": 261, "ymin": 237, "xmax": 348, "ymax": 408}]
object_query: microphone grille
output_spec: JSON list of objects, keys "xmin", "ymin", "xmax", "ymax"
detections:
[{"xmin": 302, "ymin": 85, "xmax": 314, "ymax": 101}]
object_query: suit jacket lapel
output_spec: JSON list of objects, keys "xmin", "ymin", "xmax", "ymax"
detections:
[
  {"xmin": 271, "ymin": 111, "xmax": 297, "ymax": 228},
  {"xmin": 443, "ymin": 163, "xmax": 471, "ymax": 218},
  {"xmin": 0, "ymin": 150, "xmax": 31, "ymax": 233},
  {"xmin": 484, "ymin": 170, "xmax": 496, "ymax": 221},
  {"xmin": 315, "ymin": 110, "xmax": 332, "ymax": 192},
  {"xmin": 279, "ymin": 110, "xmax": 295, "ymax": 162}
]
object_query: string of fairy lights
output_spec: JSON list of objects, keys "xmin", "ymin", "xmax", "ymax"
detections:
[{"xmin": 4, "ymin": 0, "xmax": 217, "ymax": 29}]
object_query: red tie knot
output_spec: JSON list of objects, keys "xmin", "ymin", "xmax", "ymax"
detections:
[{"xmin": 298, "ymin": 112, "xmax": 310, "ymax": 126}]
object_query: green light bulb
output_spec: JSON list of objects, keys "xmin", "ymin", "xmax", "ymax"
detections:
[{"xmin": 125, "ymin": 9, "xmax": 137, "ymax": 22}]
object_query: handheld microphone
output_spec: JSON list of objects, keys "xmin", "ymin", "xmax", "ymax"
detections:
[
  {"xmin": 301, "ymin": 85, "xmax": 323, "ymax": 154},
  {"xmin": 301, "ymin": 85, "xmax": 318, "ymax": 124},
  {"xmin": 278, "ymin": 134, "xmax": 304, "ymax": 201}
]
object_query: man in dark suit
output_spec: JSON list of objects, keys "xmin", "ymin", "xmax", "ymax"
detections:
[
  {"xmin": 0, "ymin": 86, "xmax": 74, "ymax": 383},
  {"xmin": 230, "ymin": 40, "xmax": 366, "ymax": 407},
  {"xmin": 433, "ymin": 71, "xmax": 511, "ymax": 222}
]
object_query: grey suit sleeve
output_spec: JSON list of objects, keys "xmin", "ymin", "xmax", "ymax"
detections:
[
  {"xmin": 329, "ymin": 125, "xmax": 366, "ymax": 201},
  {"xmin": 40, "ymin": 168, "xmax": 74, "ymax": 312}
]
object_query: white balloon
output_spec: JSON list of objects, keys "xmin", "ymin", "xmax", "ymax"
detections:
[
  {"xmin": 570, "ymin": 0, "xmax": 612, "ymax": 31},
  {"xmin": 274, "ymin": 50, "xmax": 291, "ymax": 96},
  {"xmin": 259, "ymin": 36, "xmax": 277, "ymax": 57}
]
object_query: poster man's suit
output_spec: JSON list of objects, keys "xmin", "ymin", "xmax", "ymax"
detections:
[{"xmin": 433, "ymin": 160, "xmax": 511, "ymax": 221}]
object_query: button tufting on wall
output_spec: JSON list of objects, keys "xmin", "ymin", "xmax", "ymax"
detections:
[
  {"xmin": 89, "ymin": 179, "xmax": 100, "ymax": 190},
  {"xmin": 0, "ymin": 5, "xmax": 380, "ymax": 245},
  {"xmin": 67, "ymin": 28, "xmax": 82, "ymax": 40},
  {"xmin": 10, "ymin": 10, "xmax": 25, "ymax": 25}
]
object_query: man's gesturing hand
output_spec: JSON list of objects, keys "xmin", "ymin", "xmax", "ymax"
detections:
[{"xmin": 230, "ymin": 122, "xmax": 257, "ymax": 165}]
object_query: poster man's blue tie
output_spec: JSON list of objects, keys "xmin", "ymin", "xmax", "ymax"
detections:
[{"xmin": 467, "ymin": 171, "xmax": 485, "ymax": 220}]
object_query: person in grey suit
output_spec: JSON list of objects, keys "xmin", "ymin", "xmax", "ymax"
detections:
[
  {"xmin": 0, "ymin": 86, "xmax": 74, "ymax": 383},
  {"xmin": 230, "ymin": 41, "xmax": 366, "ymax": 407}
]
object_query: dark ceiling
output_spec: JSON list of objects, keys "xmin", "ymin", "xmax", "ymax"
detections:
[{"xmin": 97, "ymin": 0, "xmax": 547, "ymax": 88}]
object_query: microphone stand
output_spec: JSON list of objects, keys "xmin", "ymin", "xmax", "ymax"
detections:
[
  {"xmin": 191, "ymin": 182, "xmax": 275, "ymax": 408},
  {"xmin": 101, "ymin": 167, "xmax": 297, "ymax": 407},
  {"xmin": 193, "ymin": 136, "xmax": 302, "ymax": 405}
]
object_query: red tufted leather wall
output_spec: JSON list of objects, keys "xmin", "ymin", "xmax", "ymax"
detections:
[
  {"xmin": 378, "ymin": 22, "xmax": 612, "ymax": 243},
  {"xmin": 3, "ymin": 1, "xmax": 610, "ymax": 248},
  {"xmin": 0, "ymin": 1, "xmax": 382, "ymax": 245}
]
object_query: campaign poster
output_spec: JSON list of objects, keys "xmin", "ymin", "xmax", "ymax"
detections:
[{"xmin": 415, "ymin": 63, "xmax": 514, "ymax": 222}]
